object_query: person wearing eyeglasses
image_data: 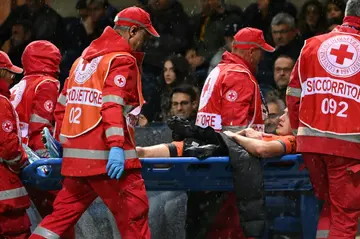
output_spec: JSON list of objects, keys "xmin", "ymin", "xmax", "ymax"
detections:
[{"xmin": 169, "ymin": 84, "xmax": 198, "ymax": 123}]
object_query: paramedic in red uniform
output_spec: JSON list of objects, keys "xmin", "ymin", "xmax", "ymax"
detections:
[
  {"xmin": 30, "ymin": 7, "xmax": 159, "ymax": 239},
  {"xmin": 191, "ymin": 27, "xmax": 274, "ymax": 239},
  {"xmin": 0, "ymin": 51, "xmax": 31, "ymax": 239},
  {"xmin": 287, "ymin": 0, "xmax": 360, "ymax": 238},
  {"xmin": 8, "ymin": 40, "xmax": 76, "ymax": 238}
]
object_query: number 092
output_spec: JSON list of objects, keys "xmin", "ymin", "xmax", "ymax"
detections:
[{"xmin": 321, "ymin": 98, "xmax": 348, "ymax": 118}]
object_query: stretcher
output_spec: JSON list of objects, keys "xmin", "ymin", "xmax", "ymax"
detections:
[{"xmin": 21, "ymin": 154, "xmax": 318, "ymax": 238}]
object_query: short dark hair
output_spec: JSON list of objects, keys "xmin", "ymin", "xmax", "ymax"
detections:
[
  {"xmin": 266, "ymin": 90, "xmax": 286, "ymax": 111},
  {"xmin": 170, "ymin": 84, "xmax": 198, "ymax": 103}
]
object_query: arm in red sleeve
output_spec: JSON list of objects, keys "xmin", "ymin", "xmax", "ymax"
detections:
[
  {"xmin": 286, "ymin": 60, "xmax": 302, "ymax": 135},
  {"xmin": 54, "ymin": 78, "xmax": 68, "ymax": 140},
  {"xmin": 101, "ymin": 56, "xmax": 137, "ymax": 148},
  {"xmin": 221, "ymin": 71, "xmax": 255, "ymax": 131},
  {"xmin": 28, "ymin": 81, "xmax": 59, "ymax": 156},
  {"xmin": 0, "ymin": 99, "xmax": 28, "ymax": 173}
]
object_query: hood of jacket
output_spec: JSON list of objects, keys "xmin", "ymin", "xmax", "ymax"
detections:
[
  {"xmin": 21, "ymin": 40, "xmax": 61, "ymax": 77},
  {"xmin": 82, "ymin": 27, "xmax": 145, "ymax": 65},
  {"xmin": 220, "ymin": 51, "xmax": 254, "ymax": 73}
]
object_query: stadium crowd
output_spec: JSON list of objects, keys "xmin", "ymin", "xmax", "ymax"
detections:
[{"xmin": 0, "ymin": 0, "xmax": 346, "ymax": 132}]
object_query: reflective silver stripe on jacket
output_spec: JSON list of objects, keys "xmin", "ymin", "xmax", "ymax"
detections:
[
  {"xmin": 33, "ymin": 226, "xmax": 60, "ymax": 239},
  {"xmin": 63, "ymin": 148, "xmax": 137, "ymax": 160},
  {"xmin": 59, "ymin": 135, "xmax": 67, "ymax": 144},
  {"xmin": 4, "ymin": 154, "xmax": 22, "ymax": 165},
  {"xmin": 105, "ymin": 127, "xmax": 124, "ymax": 138},
  {"xmin": 316, "ymin": 230, "xmax": 329, "ymax": 238},
  {"xmin": 102, "ymin": 95, "xmax": 125, "ymax": 106},
  {"xmin": 57, "ymin": 94, "xmax": 66, "ymax": 106},
  {"xmin": 298, "ymin": 127, "xmax": 360, "ymax": 143},
  {"xmin": 286, "ymin": 86, "xmax": 302, "ymax": 97},
  {"xmin": 0, "ymin": 187, "xmax": 28, "ymax": 201},
  {"xmin": 30, "ymin": 114, "xmax": 51, "ymax": 125},
  {"xmin": 292, "ymin": 128, "xmax": 298, "ymax": 136},
  {"xmin": 222, "ymin": 126, "xmax": 247, "ymax": 132}
]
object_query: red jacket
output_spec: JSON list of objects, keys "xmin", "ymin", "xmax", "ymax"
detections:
[
  {"xmin": 0, "ymin": 80, "xmax": 30, "ymax": 214},
  {"xmin": 56, "ymin": 27, "xmax": 144, "ymax": 177},
  {"xmin": 195, "ymin": 51, "xmax": 266, "ymax": 239},
  {"xmin": 287, "ymin": 16, "xmax": 360, "ymax": 159},
  {"xmin": 10, "ymin": 41, "xmax": 61, "ymax": 157},
  {"xmin": 196, "ymin": 51, "xmax": 267, "ymax": 132}
]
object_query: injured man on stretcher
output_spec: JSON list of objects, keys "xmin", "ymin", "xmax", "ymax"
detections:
[{"xmin": 137, "ymin": 108, "xmax": 296, "ymax": 159}]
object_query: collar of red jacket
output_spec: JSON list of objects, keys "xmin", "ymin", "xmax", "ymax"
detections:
[
  {"xmin": 342, "ymin": 16, "xmax": 360, "ymax": 30},
  {"xmin": 0, "ymin": 80, "xmax": 10, "ymax": 99},
  {"xmin": 82, "ymin": 26, "xmax": 145, "ymax": 65},
  {"xmin": 220, "ymin": 51, "xmax": 254, "ymax": 73}
]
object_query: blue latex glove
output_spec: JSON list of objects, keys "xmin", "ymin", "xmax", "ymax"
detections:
[{"xmin": 106, "ymin": 147, "xmax": 125, "ymax": 179}]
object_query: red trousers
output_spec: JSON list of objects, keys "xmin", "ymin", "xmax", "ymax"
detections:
[
  {"xmin": 29, "ymin": 170, "xmax": 150, "ymax": 239},
  {"xmin": 207, "ymin": 193, "xmax": 248, "ymax": 239},
  {"xmin": 303, "ymin": 153, "xmax": 360, "ymax": 239},
  {"xmin": 26, "ymin": 187, "xmax": 75, "ymax": 239},
  {"xmin": 0, "ymin": 209, "xmax": 31, "ymax": 239}
]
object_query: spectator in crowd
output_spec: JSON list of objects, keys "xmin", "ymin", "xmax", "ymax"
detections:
[
  {"xmin": 189, "ymin": 0, "xmax": 244, "ymax": 67},
  {"xmin": 273, "ymin": 55, "xmax": 295, "ymax": 100},
  {"xmin": 153, "ymin": 55, "xmax": 195, "ymax": 123},
  {"xmin": 76, "ymin": 0, "xmax": 88, "ymax": 20},
  {"xmin": 142, "ymin": 0, "xmax": 190, "ymax": 78},
  {"xmin": 185, "ymin": 47, "xmax": 208, "ymax": 86},
  {"xmin": 265, "ymin": 91, "xmax": 286, "ymax": 134},
  {"xmin": 169, "ymin": 84, "xmax": 198, "ymax": 123},
  {"xmin": 87, "ymin": 0, "xmax": 114, "ymax": 39},
  {"xmin": 325, "ymin": 0, "xmax": 345, "ymax": 23},
  {"xmin": 257, "ymin": 13, "xmax": 303, "ymax": 89},
  {"xmin": 324, "ymin": 0, "xmax": 345, "ymax": 32},
  {"xmin": 102, "ymin": 0, "xmax": 118, "ymax": 21},
  {"xmin": 141, "ymin": 0, "xmax": 191, "ymax": 125},
  {"xmin": 208, "ymin": 17, "xmax": 242, "ymax": 74},
  {"xmin": 4, "ymin": 20, "xmax": 32, "ymax": 70},
  {"xmin": 0, "ymin": 0, "xmax": 64, "ymax": 50},
  {"xmin": 243, "ymin": 0, "xmax": 297, "ymax": 41},
  {"xmin": 298, "ymin": 0, "xmax": 327, "ymax": 40}
]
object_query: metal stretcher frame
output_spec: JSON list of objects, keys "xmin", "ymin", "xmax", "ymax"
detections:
[{"xmin": 20, "ymin": 154, "xmax": 318, "ymax": 238}]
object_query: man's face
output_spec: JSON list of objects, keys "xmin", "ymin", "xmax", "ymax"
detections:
[
  {"xmin": 274, "ymin": 57, "xmax": 294, "ymax": 89},
  {"xmin": 88, "ymin": 2, "xmax": 105, "ymax": 23},
  {"xmin": 170, "ymin": 93, "xmax": 197, "ymax": 119},
  {"xmin": 129, "ymin": 28, "xmax": 150, "ymax": 51},
  {"xmin": 250, "ymin": 48, "xmax": 264, "ymax": 68},
  {"xmin": 271, "ymin": 24, "xmax": 296, "ymax": 47},
  {"xmin": 265, "ymin": 102, "xmax": 282, "ymax": 133},
  {"xmin": 276, "ymin": 108, "xmax": 292, "ymax": 136}
]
